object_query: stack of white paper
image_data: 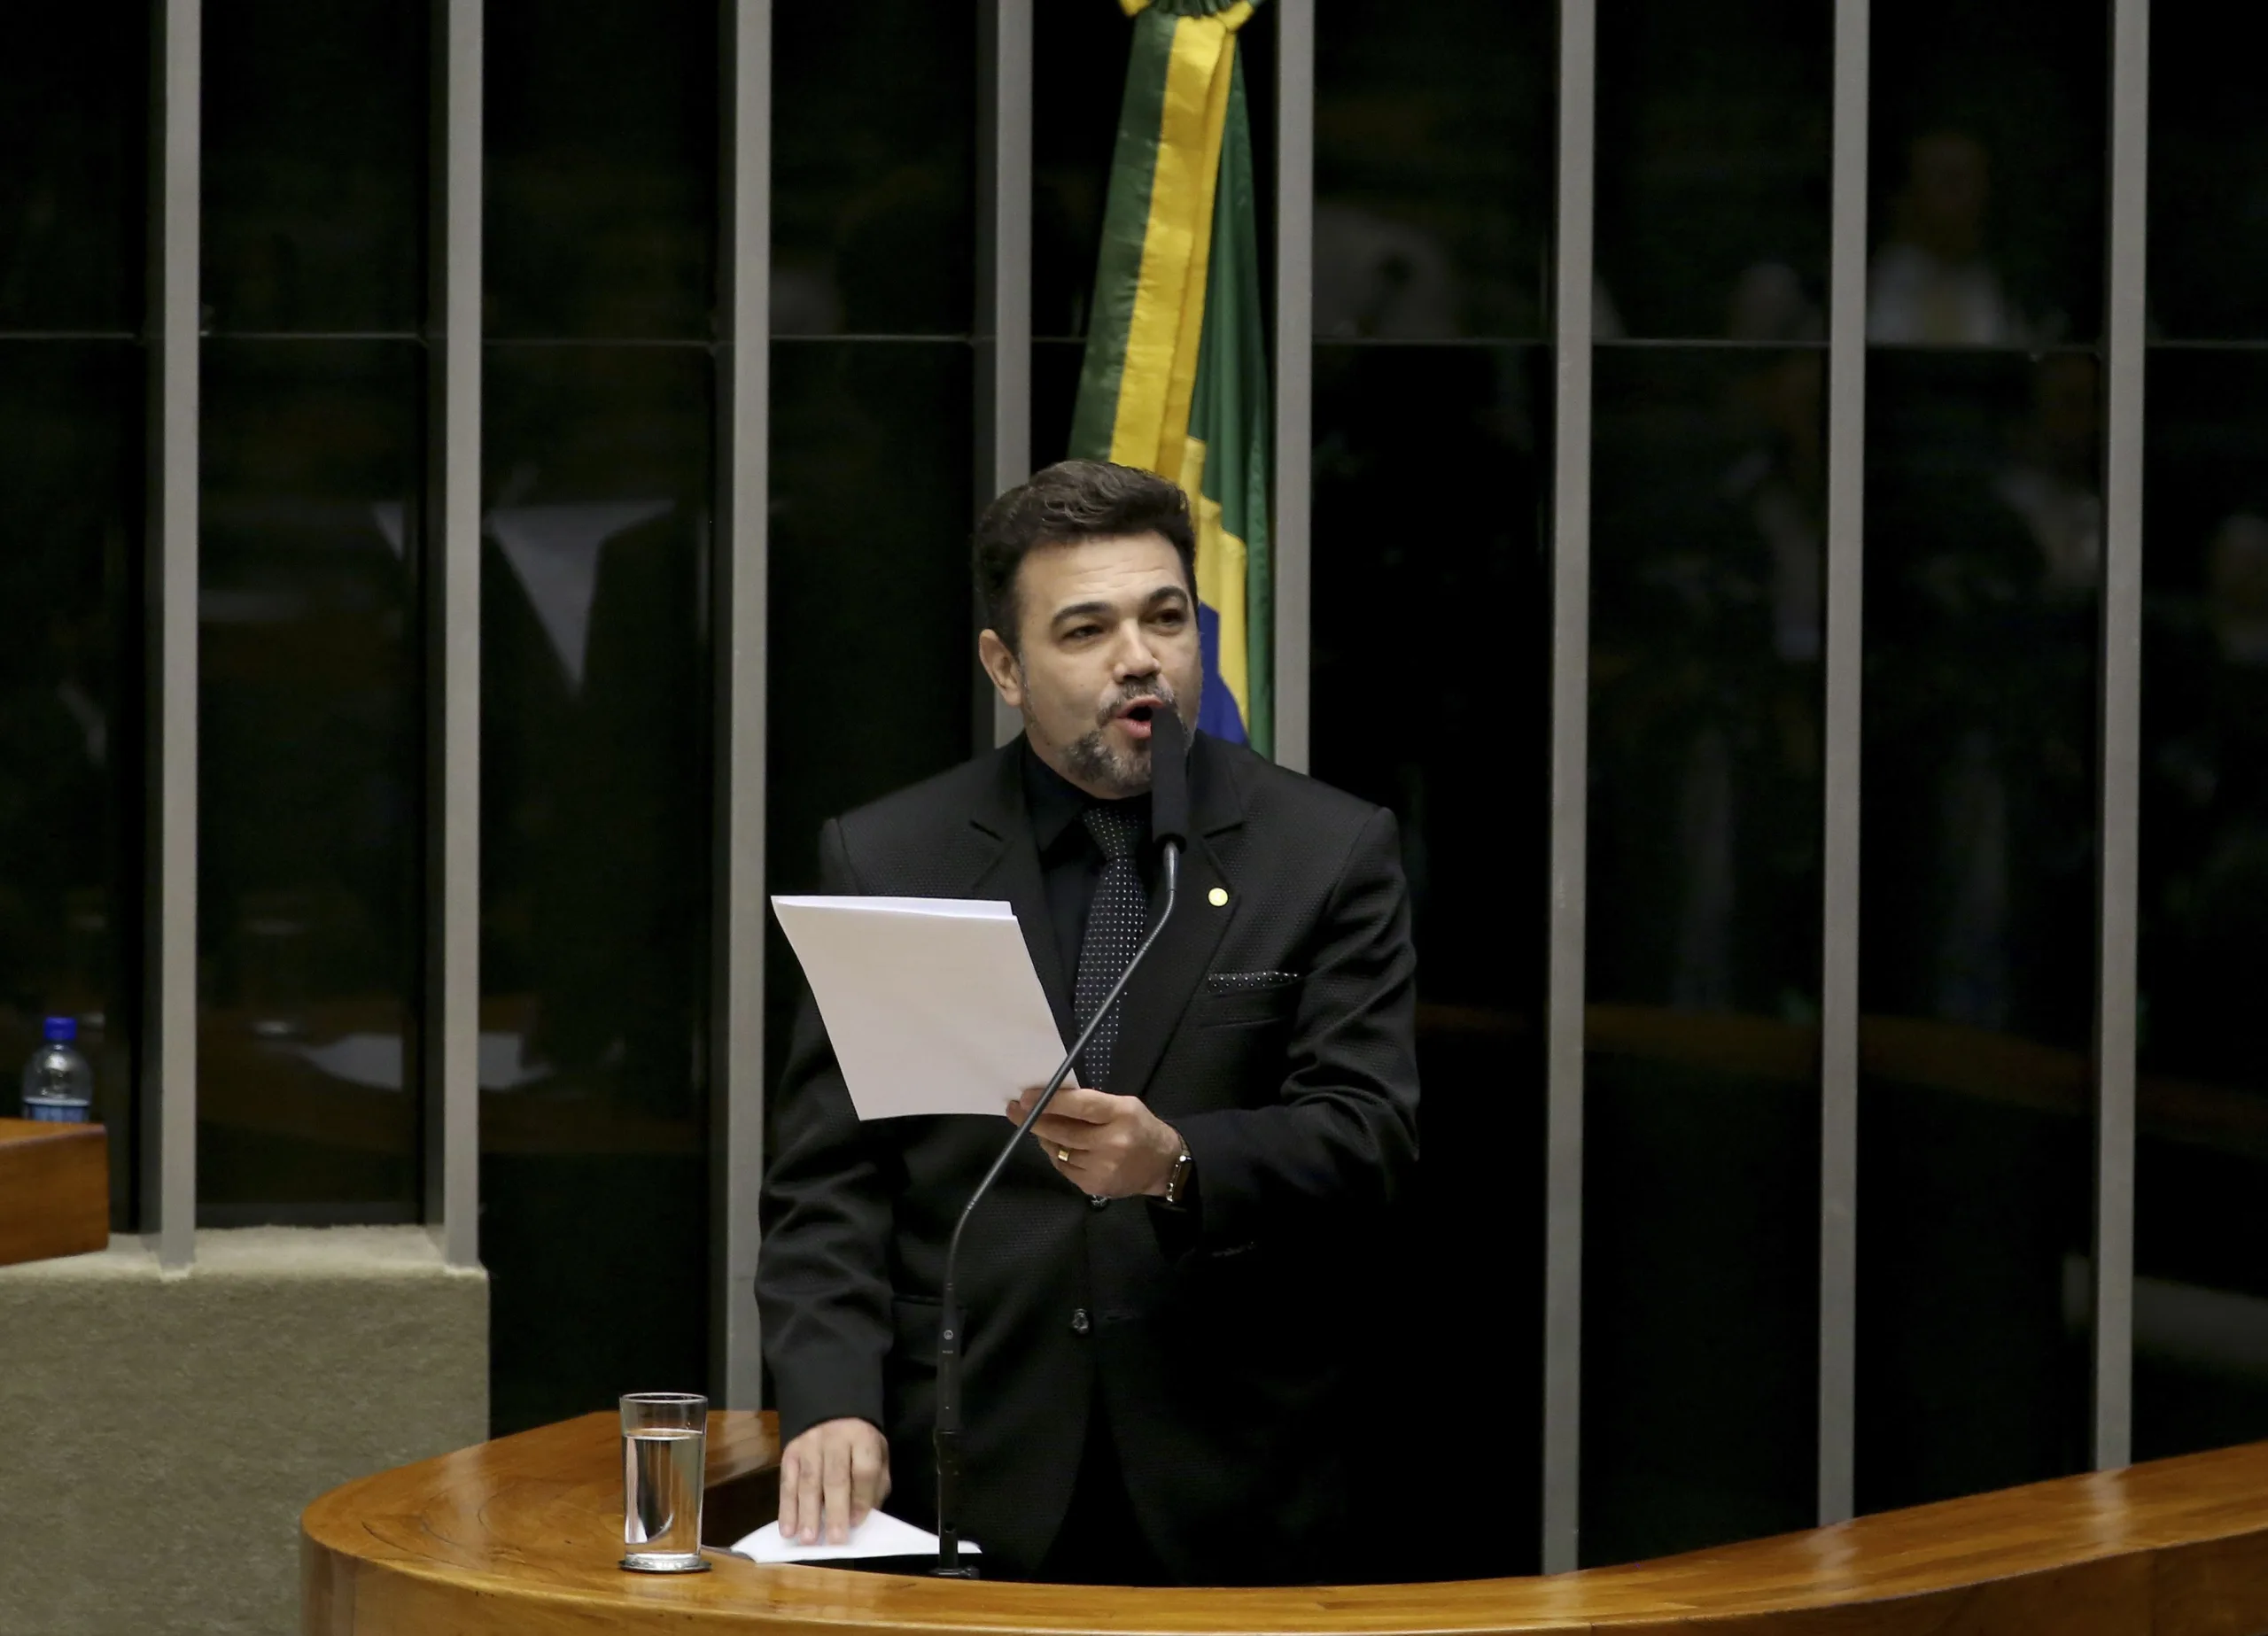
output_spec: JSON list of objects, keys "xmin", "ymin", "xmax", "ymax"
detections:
[
  {"xmin": 730, "ymin": 1511, "xmax": 979, "ymax": 1564},
  {"xmin": 771, "ymin": 896, "xmax": 1065, "ymax": 1121}
]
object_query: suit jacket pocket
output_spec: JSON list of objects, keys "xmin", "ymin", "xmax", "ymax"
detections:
[
  {"xmin": 1195, "ymin": 974, "xmax": 1303, "ymax": 1027},
  {"xmin": 890, "ymin": 1293, "xmax": 943, "ymax": 1369},
  {"xmin": 1205, "ymin": 970, "xmax": 1302, "ymax": 993}
]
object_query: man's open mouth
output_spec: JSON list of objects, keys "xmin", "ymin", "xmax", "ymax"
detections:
[{"xmin": 1113, "ymin": 699, "xmax": 1166, "ymax": 739}]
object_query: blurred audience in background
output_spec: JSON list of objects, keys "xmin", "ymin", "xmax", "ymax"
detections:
[{"xmin": 1869, "ymin": 129, "xmax": 2031, "ymax": 345}]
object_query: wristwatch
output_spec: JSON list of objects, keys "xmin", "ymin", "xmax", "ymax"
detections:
[{"xmin": 1162, "ymin": 1136, "xmax": 1195, "ymax": 1208}]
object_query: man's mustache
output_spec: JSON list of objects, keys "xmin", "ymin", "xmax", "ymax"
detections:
[{"xmin": 1095, "ymin": 681, "xmax": 1178, "ymax": 728}]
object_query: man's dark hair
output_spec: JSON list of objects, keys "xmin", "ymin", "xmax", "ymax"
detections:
[{"xmin": 973, "ymin": 460, "xmax": 1198, "ymax": 651}]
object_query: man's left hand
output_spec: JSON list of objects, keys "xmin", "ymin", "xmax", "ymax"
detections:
[{"xmin": 1006, "ymin": 1085, "xmax": 1183, "ymax": 1198}]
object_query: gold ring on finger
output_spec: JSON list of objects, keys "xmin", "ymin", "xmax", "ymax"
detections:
[{"xmin": 1055, "ymin": 1147, "xmax": 1071, "ymax": 1163}]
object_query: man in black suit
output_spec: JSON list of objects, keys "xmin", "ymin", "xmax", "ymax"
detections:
[{"xmin": 757, "ymin": 460, "xmax": 1419, "ymax": 1585}]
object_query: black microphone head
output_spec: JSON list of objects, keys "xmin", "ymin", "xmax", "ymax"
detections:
[{"xmin": 1149, "ymin": 705, "xmax": 1191, "ymax": 849}]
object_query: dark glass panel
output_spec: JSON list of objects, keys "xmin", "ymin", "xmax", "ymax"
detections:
[
  {"xmin": 1035, "ymin": 0, "xmax": 1138, "ymax": 342},
  {"xmin": 764, "ymin": 338, "xmax": 975, "ymax": 1094},
  {"xmin": 2134, "ymin": 350, "xmax": 2268, "ymax": 1458},
  {"xmin": 2148, "ymin": 3, "xmax": 2268, "ymax": 340},
  {"xmin": 1867, "ymin": 0, "xmax": 2107, "ymax": 346},
  {"xmin": 1582, "ymin": 346, "xmax": 1823, "ymax": 1562},
  {"xmin": 1033, "ymin": 6, "xmax": 1277, "ymax": 344},
  {"xmin": 485, "ymin": 0, "xmax": 717, "ymax": 339},
  {"xmin": 1031, "ymin": 337, "xmax": 1083, "ymax": 469},
  {"xmin": 1309, "ymin": 341, "xmax": 1550, "ymax": 1578},
  {"xmin": 1312, "ymin": 0, "xmax": 1553, "ymax": 341},
  {"xmin": 1595, "ymin": 0, "xmax": 1831, "ymax": 341},
  {"xmin": 1855, "ymin": 349, "xmax": 2099, "ymax": 1510},
  {"xmin": 0, "ymin": 4, "xmax": 145, "ymax": 330},
  {"xmin": 203, "ymin": 0, "xmax": 425, "ymax": 334},
  {"xmin": 773, "ymin": 4, "xmax": 974, "ymax": 337},
  {"xmin": 0, "ymin": 342, "xmax": 141, "ymax": 1225},
  {"xmin": 480, "ymin": 344, "xmax": 713, "ymax": 1433},
  {"xmin": 196, "ymin": 339, "xmax": 423, "ymax": 1222}
]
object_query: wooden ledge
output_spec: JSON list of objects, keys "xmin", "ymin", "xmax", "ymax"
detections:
[
  {"xmin": 303, "ymin": 1409, "xmax": 2268, "ymax": 1634},
  {"xmin": 0, "ymin": 1118, "xmax": 108, "ymax": 1269}
]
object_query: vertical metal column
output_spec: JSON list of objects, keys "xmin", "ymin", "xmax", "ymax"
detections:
[
  {"xmin": 2092, "ymin": 0, "xmax": 2149, "ymax": 1474},
  {"xmin": 1815, "ymin": 0, "xmax": 1869, "ymax": 1527},
  {"xmin": 1271, "ymin": 0, "xmax": 1314, "ymax": 776},
  {"xmin": 1541, "ymin": 0, "xmax": 1597, "ymax": 1576},
  {"xmin": 712, "ymin": 0, "xmax": 773, "ymax": 1412},
  {"xmin": 423, "ymin": 0, "xmax": 483, "ymax": 1273},
  {"xmin": 144, "ymin": 0, "xmax": 200, "ymax": 1270},
  {"xmin": 975, "ymin": 0, "xmax": 1034, "ymax": 750}
]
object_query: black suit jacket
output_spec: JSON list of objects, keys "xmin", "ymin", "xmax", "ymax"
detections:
[{"xmin": 757, "ymin": 731, "xmax": 1420, "ymax": 1583}]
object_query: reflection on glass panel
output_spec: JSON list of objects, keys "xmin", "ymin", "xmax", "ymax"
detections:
[
  {"xmin": 2148, "ymin": 3, "xmax": 2268, "ymax": 340},
  {"xmin": 0, "ymin": 343, "xmax": 140, "ymax": 1224},
  {"xmin": 2135, "ymin": 352, "xmax": 2268, "ymax": 1459},
  {"xmin": 773, "ymin": 4, "xmax": 973, "ymax": 337},
  {"xmin": 1583, "ymin": 347, "xmax": 1822, "ymax": 1562},
  {"xmin": 1313, "ymin": 0, "xmax": 1552, "ymax": 341},
  {"xmin": 765, "ymin": 339, "xmax": 975, "ymax": 1091},
  {"xmin": 1309, "ymin": 342, "xmax": 1550, "ymax": 1579},
  {"xmin": 481, "ymin": 345, "xmax": 712, "ymax": 1433},
  {"xmin": 203, "ymin": 0, "xmax": 425, "ymax": 335},
  {"xmin": 1033, "ymin": 7, "xmax": 1275, "ymax": 343},
  {"xmin": 1856, "ymin": 350, "xmax": 2098, "ymax": 1511},
  {"xmin": 197, "ymin": 340, "xmax": 423, "ymax": 1222},
  {"xmin": 485, "ymin": 0, "xmax": 717, "ymax": 339},
  {"xmin": 0, "ymin": 4, "xmax": 144, "ymax": 330},
  {"xmin": 1868, "ymin": 1, "xmax": 2106, "ymax": 346},
  {"xmin": 1596, "ymin": 0, "xmax": 1829, "ymax": 341}
]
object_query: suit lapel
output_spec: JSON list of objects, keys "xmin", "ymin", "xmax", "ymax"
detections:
[
  {"xmin": 964, "ymin": 744, "xmax": 1078, "ymax": 1045},
  {"xmin": 1109, "ymin": 733, "xmax": 1243, "ymax": 1102}
]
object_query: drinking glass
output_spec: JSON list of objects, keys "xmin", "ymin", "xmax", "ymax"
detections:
[{"xmin": 620, "ymin": 1392, "xmax": 709, "ymax": 1572}]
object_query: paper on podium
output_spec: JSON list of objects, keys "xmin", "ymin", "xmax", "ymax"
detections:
[
  {"xmin": 730, "ymin": 1510, "xmax": 978, "ymax": 1564},
  {"xmin": 772, "ymin": 896, "xmax": 1065, "ymax": 1121}
]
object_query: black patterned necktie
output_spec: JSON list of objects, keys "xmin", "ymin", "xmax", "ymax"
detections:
[{"xmin": 1072, "ymin": 804, "xmax": 1147, "ymax": 1089}]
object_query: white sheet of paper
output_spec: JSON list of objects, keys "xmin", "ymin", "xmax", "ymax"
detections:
[
  {"xmin": 771, "ymin": 896, "xmax": 1065, "ymax": 1121},
  {"xmin": 730, "ymin": 1511, "xmax": 978, "ymax": 1564}
]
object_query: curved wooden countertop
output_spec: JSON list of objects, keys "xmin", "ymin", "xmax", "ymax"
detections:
[{"xmin": 302, "ymin": 1410, "xmax": 2268, "ymax": 1634}]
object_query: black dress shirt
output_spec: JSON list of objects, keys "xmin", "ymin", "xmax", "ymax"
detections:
[{"xmin": 1020, "ymin": 740, "xmax": 1153, "ymax": 991}]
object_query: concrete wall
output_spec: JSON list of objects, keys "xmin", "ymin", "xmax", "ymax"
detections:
[{"xmin": 0, "ymin": 1227, "xmax": 487, "ymax": 1635}]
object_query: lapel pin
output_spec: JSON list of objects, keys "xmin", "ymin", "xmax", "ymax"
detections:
[{"xmin": 1208, "ymin": 887, "xmax": 1229, "ymax": 908}]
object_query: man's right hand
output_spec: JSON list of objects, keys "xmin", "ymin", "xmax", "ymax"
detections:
[{"xmin": 777, "ymin": 1417, "xmax": 891, "ymax": 1546}]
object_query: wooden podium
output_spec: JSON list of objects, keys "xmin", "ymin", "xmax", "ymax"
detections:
[{"xmin": 303, "ymin": 1409, "xmax": 2268, "ymax": 1634}]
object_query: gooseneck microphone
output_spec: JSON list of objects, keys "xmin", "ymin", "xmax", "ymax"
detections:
[
  {"xmin": 932, "ymin": 707, "xmax": 1190, "ymax": 1578},
  {"xmin": 1146, "ymin": 696, "xmax": 1192, "ymax": 854}
]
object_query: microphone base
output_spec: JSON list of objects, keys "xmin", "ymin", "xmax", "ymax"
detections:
[{"xmin": 929, "ymin": 1562, "xmax": 983, "ymax": 1579}]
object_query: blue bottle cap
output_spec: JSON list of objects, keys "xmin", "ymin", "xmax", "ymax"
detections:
[{"xmin": 43, "ymin": 1017, "xmax": 76, "ymax": 1043}]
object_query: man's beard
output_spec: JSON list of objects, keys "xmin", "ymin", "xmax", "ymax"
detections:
[
  {"xmin": 1063, "ymin": 725, "xmax": 1149, "ymax": 796},
  {"xmin": 1031, "ymin": 680, "xmax": 1180, "ymax": 798}
]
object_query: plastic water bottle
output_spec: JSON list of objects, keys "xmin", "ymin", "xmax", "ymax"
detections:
[{"xmin": 20, "ymin": 1018, "xmax": 95, "ymax": 1124}]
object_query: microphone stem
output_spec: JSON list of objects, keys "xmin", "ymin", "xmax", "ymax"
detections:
[{"xmin": 934, "ymin": 840, "xmax": 1182, "ymax": 1577}]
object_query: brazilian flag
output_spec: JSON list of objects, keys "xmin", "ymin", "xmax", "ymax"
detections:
[{"xmin": 1069, "ymin": 0, "xmax": 1272, "ymax": 756}]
